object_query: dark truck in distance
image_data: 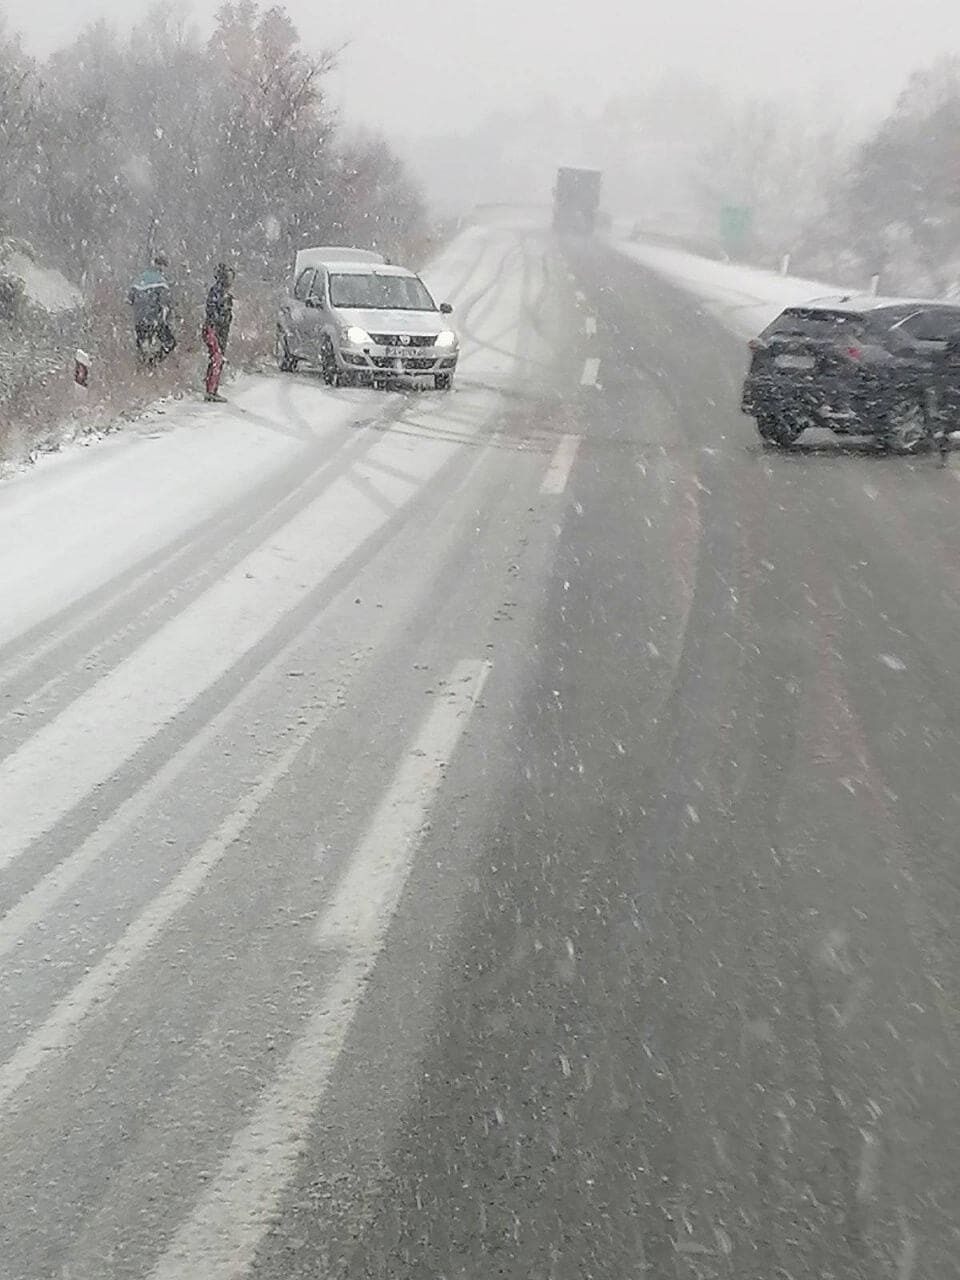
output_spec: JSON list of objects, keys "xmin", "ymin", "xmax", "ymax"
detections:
[
  {"xmin": 553, "ymin": 167, "xmax": 603, "ymax": 234},
  {"xmin": 742, "ymin": 295, "xmax": 960, "ymax": 451}
]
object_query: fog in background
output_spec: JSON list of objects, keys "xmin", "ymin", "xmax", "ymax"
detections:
[
  {"xmin": 14, "ymin": 0, "xmax": 960, "ymax": 133},
  {"xmin": 6, "ymin": 0, "xmax": 960, "ymax": 299},
  {"xmin": 9, "ymin": 0, "xmax": 960, "ymax": 230}
]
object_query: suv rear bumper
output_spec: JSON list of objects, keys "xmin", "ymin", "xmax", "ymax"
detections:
[{"xmin": 742, "ymin": 374, "xmax": 885, "ymax": 431}]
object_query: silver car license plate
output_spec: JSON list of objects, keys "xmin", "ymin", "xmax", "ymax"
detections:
[{"xmin": 775, "ymin": 354, "xmax": 815, "ymax": 369}]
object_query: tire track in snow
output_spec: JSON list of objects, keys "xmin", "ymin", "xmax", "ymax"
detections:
[{"xmin": 0, "ymin": 409, "xmax": 389, "ymax": 760}]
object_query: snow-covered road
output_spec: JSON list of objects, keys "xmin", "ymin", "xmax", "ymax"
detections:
[
  {"xmin": 0, "ymin": 219, "xmax": 568, "ymax": 1279},
  {"xmin": 6, "ymin": 220, "xmax": 960, "ymax": 1280}
]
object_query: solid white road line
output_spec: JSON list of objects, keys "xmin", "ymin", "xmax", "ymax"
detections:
[
  {"xmin": 147, "ymin": 658, "xmax": 491, "ymax": 1280},
  {"xmin": 0, "ymin": 596, "xmax": 371, "ymax": 963},
  {"xmin": 0, "ymin": 477, "xmax": 375, "ymax": 872},
  {"xmin": 540, "ymin": 434, "xmax": 582, "ymax": 496},
  {"xmin": 0, "ymin": 375, "xmax": 513, "ymax": 957},
  {"xmin": 0, "ymin": 423, "xmax": 471, "ymax": 873},
  {"xmin": 580, "ymin": 357, "xmax": 601, "ymax": 387},
  {"xmin": 584, "ymin": 316, "xmax": 597, "ymax": 337},
  {"xmin": 0, "ymin": 702, "xmax": 331, "ymax": 1110},
  {"xmin": 0, "ymin": 705, "xmax": 226, "ymax": 964}
]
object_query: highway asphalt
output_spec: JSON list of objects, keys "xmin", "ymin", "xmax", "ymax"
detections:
[{"xmin": 1, "ymin": 220, "xmax": 958, "ymax": 1279}]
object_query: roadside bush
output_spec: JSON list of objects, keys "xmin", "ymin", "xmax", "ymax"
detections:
[
  {"xmin": 0, "ymin": 1, "xmax": 432, "ymax": 462},
  {"xmin": 0, "ymin": 274, "xmax": 24, "ymax": 321}
]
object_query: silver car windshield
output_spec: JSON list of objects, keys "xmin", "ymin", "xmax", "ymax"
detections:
[{"xmin": 329, "ymin": 273, "xmax": 437, "ymax": 311}]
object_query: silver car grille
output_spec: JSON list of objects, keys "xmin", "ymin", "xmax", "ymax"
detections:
[{"xmin": 368, "ymin": 333, "xmax": 436, "ymax": 347}]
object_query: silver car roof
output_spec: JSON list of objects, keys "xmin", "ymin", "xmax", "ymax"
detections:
[
  {"xmin": 325, "ymin": 263, "xmax": 417, "ymax": 278},
  {"xmin": 294, "ymin": 246, "xmax": 385, "ymax": 276}
]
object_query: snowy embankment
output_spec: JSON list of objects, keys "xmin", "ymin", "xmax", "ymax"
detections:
[
  {"xmin": 612, "ymin": 239, "xmax": 841, "ymax": 338},
  {"xmin": 0, "ymin": 247, "xmax": 83, "ymax": 313}
]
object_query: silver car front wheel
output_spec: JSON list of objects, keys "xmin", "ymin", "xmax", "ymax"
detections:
[
  {"xmin": 319, "ymin": 336, "xmax": 342, "ymax": 387},
  {"xmin": 882, "ymin": 398, "xmax": 930, "ymax": 453}
]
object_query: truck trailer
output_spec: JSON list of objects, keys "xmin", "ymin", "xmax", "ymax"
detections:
[{"xmin": 553, "ymin": 167, "xmax": 603, "ymax": 234}]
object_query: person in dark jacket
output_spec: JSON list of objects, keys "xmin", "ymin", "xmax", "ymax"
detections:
[
  {"xmin": 203, "ymin": 262, "xmax": 234, "ymax": 402},
  {"xmin": 129, "ymin": 253, "xmax": 176, "ymax": 363}
]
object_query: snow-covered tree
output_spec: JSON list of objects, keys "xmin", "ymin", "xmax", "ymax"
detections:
[
  {"xmin": 0, "ymin": 3, "xmax": 426, "ymax": 287},
  {"xmin": 0, "ymin": 19, "xmax": 39, "ymax": 236}
]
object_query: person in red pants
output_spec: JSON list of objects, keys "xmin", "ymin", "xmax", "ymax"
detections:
[{"xmin": 203, "ymin": 262, "xmax": 235, "ymax": 402}]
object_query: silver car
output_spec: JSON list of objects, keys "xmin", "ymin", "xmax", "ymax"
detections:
[{"xmin": 276, "ymin": 251, "xmax": 459, "ymax": 391}]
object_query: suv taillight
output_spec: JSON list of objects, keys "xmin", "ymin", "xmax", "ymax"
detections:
[{"xmin": 846, "ymin": 346, "xmax": 863, "ymax": 361}]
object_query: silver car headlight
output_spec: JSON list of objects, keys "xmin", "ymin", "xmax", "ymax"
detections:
[
  {"xmin": 344, "ymin": 326, "xmax": 372, "ymax": 346},
  {"xmin": 434, "ymin": 330, "xmax": 457, "ymax": 349}
]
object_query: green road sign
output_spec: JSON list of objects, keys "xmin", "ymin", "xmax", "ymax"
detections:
[{"xmin": 720, "ymin": 205, "xmax": 752, "ymax": 252}]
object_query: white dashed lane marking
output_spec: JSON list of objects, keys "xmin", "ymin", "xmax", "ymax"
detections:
[
  {"xmin": 541, "ymin": 434, "xmax": 582, "ymax": 495},
  {"xmin": 580, "ymin": 357, "xmax": 601, "ymax": 387}
]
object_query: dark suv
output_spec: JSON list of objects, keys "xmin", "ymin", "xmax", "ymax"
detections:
[{"xmin": 741, "ymin": 295, "xmax": 960, "ymax": 449}]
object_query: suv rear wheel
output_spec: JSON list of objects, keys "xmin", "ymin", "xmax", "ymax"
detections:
[
  {"xmin": 879, "ymin": 397, "xmax": 930, "ymax": 453},
  {"xmin": 756, "ymin": 413, "xmax": 802, "ymax": 448}
]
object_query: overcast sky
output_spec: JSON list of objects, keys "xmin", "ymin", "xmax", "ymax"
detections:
[{"xmin": 10, "ymin": 0, "xmax": 960, "ymax": 134}]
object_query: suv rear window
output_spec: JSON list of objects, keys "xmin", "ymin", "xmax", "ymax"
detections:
[
  {"xmin": 894, "ymin": 309, "xmax": 960, "ymax": 343},
  {"xmin": 765, "ymin": 308, "xmax": 866, "ymax": 340}
]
